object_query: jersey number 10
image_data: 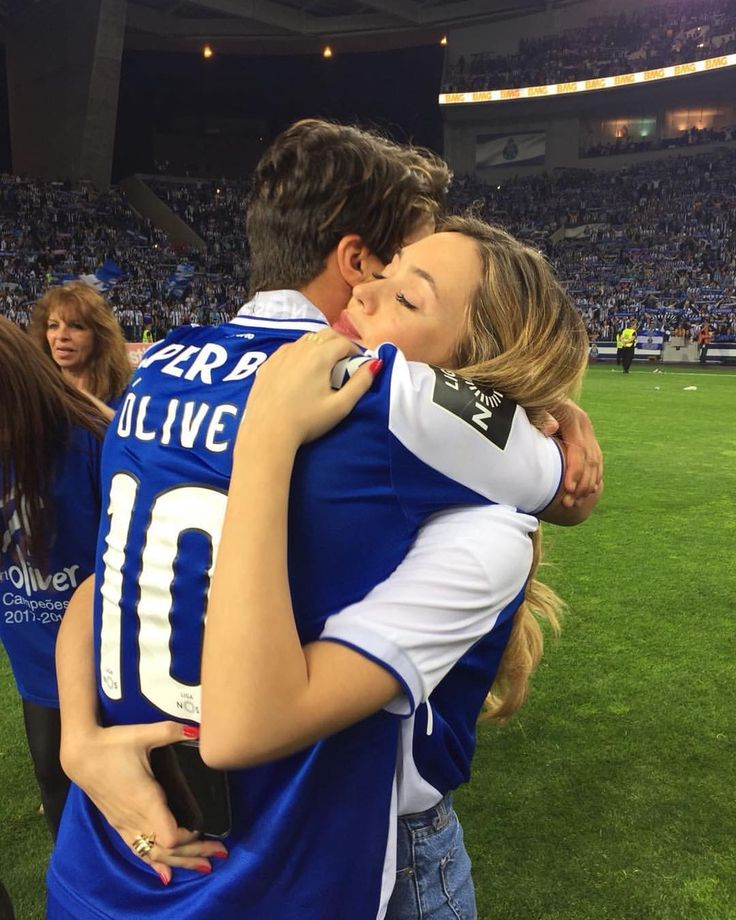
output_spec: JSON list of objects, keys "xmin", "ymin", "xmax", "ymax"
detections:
[{"xmin": 98, "ymin": 471, "xmax": 227, "ymax": 720}]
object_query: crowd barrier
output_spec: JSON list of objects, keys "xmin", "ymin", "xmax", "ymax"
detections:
[{"xmin": 590, "ymin": 340, "xmax": 736, "ymax": 365}]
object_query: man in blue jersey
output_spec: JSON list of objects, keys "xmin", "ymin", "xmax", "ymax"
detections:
[{"xmin": 50, "ymin": 119, "xmax": 601, "ymax": 919}]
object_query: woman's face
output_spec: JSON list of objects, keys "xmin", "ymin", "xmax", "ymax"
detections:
[
  {"xmin": 334, "ymin": 232, "xmax": 481, "ymax": 367},
  {"xmin": 46, "ymin": 309, "xmax": 95, "ymax": 376}
]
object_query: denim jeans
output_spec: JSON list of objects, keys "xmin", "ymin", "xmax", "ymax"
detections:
[{"xmin": 385, "ymin": 794, "xmax": 477, "ymax": 920}]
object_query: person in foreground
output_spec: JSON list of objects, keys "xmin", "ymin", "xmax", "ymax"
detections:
[
  {"xmin": 48, "ymin": 122, "xmax": 600, "ymax": 919},
  {"xmin": 29, "ymin": 281, "xmax": 130, "ymax": 407},
  {"xmin": 0, "ymin": 317, "xmax": 106, "ymax": 837},
  {"xmin": 199, "ymin": 216, "xmax": 597, "ymax": 919}
]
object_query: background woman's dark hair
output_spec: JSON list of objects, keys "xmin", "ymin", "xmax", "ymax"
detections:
[{"xmin": 0, "ymin": 318, "xmax": 107, "ymax": 567}]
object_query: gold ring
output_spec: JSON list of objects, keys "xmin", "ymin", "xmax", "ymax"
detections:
[
  {"xmin": 132, "ymin": 833, "xmax": 156, "ymax": 858},
  {"xmin": 303, "ymin": 332, "xmax": 323, "ymax": 343}
]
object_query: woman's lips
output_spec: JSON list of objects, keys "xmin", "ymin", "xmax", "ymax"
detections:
[{"xmin": 332, "ymin": 310, "xmax": 361, "ymax": 340}]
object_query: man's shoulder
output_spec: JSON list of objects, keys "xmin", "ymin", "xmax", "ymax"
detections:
[
  {"xmin": 374, "ymin": 347, "xmax": 561, "ymax": 514},
  {"xmin": 379, "ymin": 348, "xmax": 519, "ymax": 455}
]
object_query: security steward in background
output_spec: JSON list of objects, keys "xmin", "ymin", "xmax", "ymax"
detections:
[{"xmin": 620, "ymin": 322, "xmax": 637, "ymax": 373}]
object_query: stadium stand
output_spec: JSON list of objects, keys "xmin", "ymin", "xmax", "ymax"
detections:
[
  {"xmin": 1, "ymin": 149, "xmax": 734, "ymax": 360},
  {"xmin": 448, "ymin": 146, "xmax": 736, "ymax": 350},
  {"xmin": 145, "ymin": 176, "xmax": 250, "ymax": 272},
  {"xmin": 443, "ymin": 0, "xmax": 736, "ymax": 92},
  {"xmin": 581, "ymin": 124, "xmax": 736, "ymax": 159},
  {"xmin": 0, "ymin": 175, "xmax": 247, "ymax": 341}
]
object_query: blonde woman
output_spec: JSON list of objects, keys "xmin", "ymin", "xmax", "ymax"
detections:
[
  {"xmin": 194, "ymin": 216, "xmax": 595, "ymax": 918},
  {"xmin": 29, "ymin": 281, "xmax": 131, "ymax": 406}
]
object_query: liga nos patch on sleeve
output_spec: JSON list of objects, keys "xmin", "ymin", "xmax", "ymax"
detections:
[{"xmin": 431, "ymin": 367, "xmax": 515, "ymax": 450}]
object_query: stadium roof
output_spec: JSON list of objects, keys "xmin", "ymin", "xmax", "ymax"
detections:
[{"xmin": 126, "ymin": 0, "xmax": 577, "ymax": 53}]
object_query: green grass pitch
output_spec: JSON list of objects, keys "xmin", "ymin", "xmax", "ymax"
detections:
[{"xmin": 1, "ymin": 362, "xmax": 734, "ymax": 918}]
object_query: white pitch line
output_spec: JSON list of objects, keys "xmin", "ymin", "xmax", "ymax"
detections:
[{"xmin": 651, "ymin": 371, "xmax": 736, "ymax": 379}]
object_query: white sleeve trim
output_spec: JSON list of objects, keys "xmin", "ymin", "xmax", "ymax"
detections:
[
  {"xmin": 319, "ymin": 628, "xmax": 424, "ymax": 718},
  {"xmin": 318, "ymin": 504, "xmax": 538, "ymax": 715}
]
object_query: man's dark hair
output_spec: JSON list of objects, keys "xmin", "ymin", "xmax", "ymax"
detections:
[{"xmin": 246, "ymin": 118, "xmax": 451, "ymax": 294}]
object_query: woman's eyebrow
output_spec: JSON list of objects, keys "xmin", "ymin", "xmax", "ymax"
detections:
[
  {"xmin": 395, "ymin": 248, "xmax": 438, "ymax": 296},
  {"xmin": 409, "ymin": 265, "xmax": 438, "ymax": 296}
]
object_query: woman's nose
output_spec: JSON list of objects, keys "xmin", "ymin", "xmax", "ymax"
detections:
[{"xmin": 354, "ymin": 283, "xmax": 378, "ymax": 315}]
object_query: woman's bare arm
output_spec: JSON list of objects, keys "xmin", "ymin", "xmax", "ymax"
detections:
[
  {"xmin": 200, "ymin": 333, "xmax": 394, "ymax": 769},
  {"xmin": 56, "ymin": 577, "xmax": 228, "ymax": 880}
]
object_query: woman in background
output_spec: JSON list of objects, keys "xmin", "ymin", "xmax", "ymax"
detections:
[
  {"xmin": 29, "ymin": 281, "xmax": 130, "ymax": 406},
  {"xmin": 0, "ymin": 317, "xmax": 106, "ymax": 837}
]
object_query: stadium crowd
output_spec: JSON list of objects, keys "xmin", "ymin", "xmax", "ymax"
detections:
[
  {"xmin": 443, "ymin": 0, "xmax": 736, "ymax": 92},
  {"xmin": 448, "ymin": 146, "xmax": 736, "ymax": 344},
  {"xmin": 145, "ymin": 175, "xmax": 251, "ymax": 279},
  {"xmin": 581, "ymin": 124, "xmax": 736, "ymax": 159},
  {"xmin": 1, "ymin": 144, "xmax": 735, "ymax": 348},
  {"xmin": 0, "ymin": 174, "xmax": 247, "ymax": 341}
]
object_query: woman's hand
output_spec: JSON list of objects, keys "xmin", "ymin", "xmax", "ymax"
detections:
[
  {"xmin": 239, "ymin": 329, "xmax": 382, "ymax": 450},
  {"xmin": 61, "ymin": 721, "xmax": 228, "ymax": 884}
]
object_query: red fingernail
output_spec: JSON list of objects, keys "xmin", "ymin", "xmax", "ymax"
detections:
[
  {"xmin": 195, "ymin": 864, "xmax": 212, "ymax": 875},
  {"xmin": 158, "ymin": 872, "xmax": 170, "ymax": 886},
  {"xmin": 368, "ymin": 359, "xmax": 383, "ymax": 375},
  {"xmin": 182, "ymin": 725, "xmax": 199, "ymax": 739},
  {"xmin": 212, "ymin": 850, "xmax": 228, "ymax": 860}
]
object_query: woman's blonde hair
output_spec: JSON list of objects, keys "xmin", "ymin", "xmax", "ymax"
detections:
[
  {"xmin": 441, "ymin": 215, "xmax": 589, "ymax": 721},
  {"xmin": 29, "ymin": 281, "xmax": 131, "ymax": 403}
]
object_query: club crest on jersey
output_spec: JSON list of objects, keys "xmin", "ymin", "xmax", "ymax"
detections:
[{"xmin": 431, "ymin": 368, "xmax": 514, "ymax": 449}]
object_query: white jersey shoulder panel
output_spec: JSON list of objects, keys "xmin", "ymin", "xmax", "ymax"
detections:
[{"xmin": 386, "ymin": 352, "xmax": 562, "ymax": 514}]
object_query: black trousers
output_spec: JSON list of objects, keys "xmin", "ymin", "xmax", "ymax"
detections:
[
  {"xmin": 21, "ymin": 699, "xmax": 69, "ymax": 839},
  {"xmin": 0, "ymin": 880, "xmax": 14, "ymax": 920},
  {"xmin": 621, "ymin": 345, "xmax": 635, "ymax": 372}
]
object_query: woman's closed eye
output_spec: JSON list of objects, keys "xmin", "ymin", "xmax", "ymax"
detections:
[{"xmin": 395, "ymin": 291, "xmax": 418, "ymax": 311}]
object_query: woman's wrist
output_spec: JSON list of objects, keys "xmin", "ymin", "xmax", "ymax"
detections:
[
  {"xmin": 59, "ymin": 720, "xmax": 103, "ymax": 780},
  {"xmin": 234, "ymin": 421, "xmax": 301, "ymax": 465}
]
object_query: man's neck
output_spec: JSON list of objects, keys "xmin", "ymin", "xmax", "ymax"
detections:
[{"xmin": 298, "ymin": 261, "xmax": 351, "ymax": 326}]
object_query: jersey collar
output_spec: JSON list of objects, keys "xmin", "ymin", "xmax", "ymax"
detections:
[{"xmin": 237, "ymin": 290, "xmax": 328, "ymax": 327}]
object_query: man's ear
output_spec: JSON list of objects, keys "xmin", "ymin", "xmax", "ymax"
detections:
[{"xmin": 335, "ymin": 235, "xmax": 376, "ymax": 288}]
